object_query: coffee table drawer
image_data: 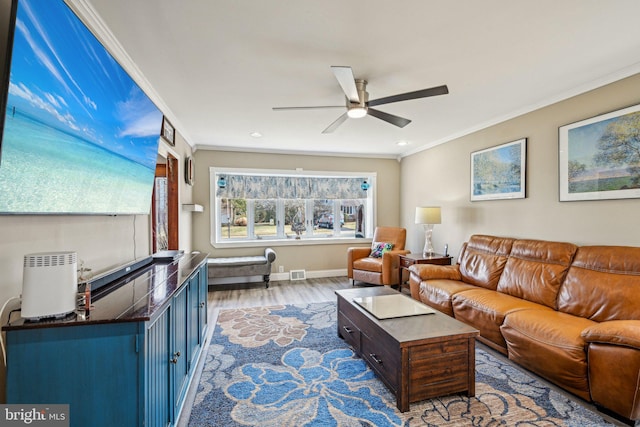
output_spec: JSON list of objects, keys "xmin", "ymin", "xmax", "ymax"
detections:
[
  {"xmin": 409, "ymin": 351, "xmax": 470, "ymax": 400},
  {"xmin": 337, "ymin": 311, "xmax": 361, "ymax": 351},
  {"xmin": 408, "ymin": 338, "xmax": 472, "ymax": 401},
  {"xmin": 361, "ymin": 332, "xmax": 400, "ymax": 392},
  {"xmin": 411, "ymin": 338, "xmax": 468, "ymax": 359}
]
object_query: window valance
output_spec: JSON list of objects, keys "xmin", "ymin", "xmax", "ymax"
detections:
[{"xmin": 216, "ymin": 174, "xmax": 368, "ymax": 200}]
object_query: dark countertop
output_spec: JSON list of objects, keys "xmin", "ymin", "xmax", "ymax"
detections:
[{"xmin": 3, "ymin": 252, "xmax": 208, "ymax": 331}]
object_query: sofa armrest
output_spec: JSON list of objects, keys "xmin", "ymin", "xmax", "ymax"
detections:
[
  {"xmin": 347, "ymin": 247, "xmax": 372, "ymax": 278},
  {"xmin": 381, "ymin": 249, "xmax": 410, "ymax": 284},
  {"xmin": 408, "ymin": 264, "xmax": 462, "ymax": 281},
  {"xmin": 348, "ymin": 247, "xmax": 371, "ymax": 262},
  {"xmin": 582, "ymin": 320, "xmax": 640, "ymax": 350},
  {"xmin": 381, "ymin": 249, "xmax": 410, "ymax": 264}
]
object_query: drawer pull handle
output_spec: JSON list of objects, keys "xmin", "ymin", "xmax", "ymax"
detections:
[
  {"xmin": 369, "ymin": 353, "xmax": 383, "ymax": 365},
  {"xmin": 342, "ymin": 326, "xmax": 353, "ymax": 334}
]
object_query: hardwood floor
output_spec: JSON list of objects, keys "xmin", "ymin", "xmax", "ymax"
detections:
[
  {"xmin": 203, "ymin": 277, "xmax": 404, "ymax": 328},
  {"xmin": 208, "ymin": 277, "xmax": 353, "ymax": 310}
]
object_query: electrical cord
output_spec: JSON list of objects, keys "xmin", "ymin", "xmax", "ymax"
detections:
[
  {"xmin": 0, "ymin": 296, "xmax": 21, "ymax": 366},
  {"xmin": 133, "ymin": 215, "xmax": 137, "ymax": 259}
]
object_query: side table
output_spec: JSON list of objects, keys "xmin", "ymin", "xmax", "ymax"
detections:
[{"xmin": 398, "ymin": 253, "xmax": 452, "ymax": 291}]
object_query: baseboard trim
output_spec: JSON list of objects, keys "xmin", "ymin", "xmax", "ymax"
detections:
[
  {"xmin": 270, "ymin": 269, "xmax": 347, "ymax": 282},
  {"xmin": 208, "ymin": 269, "xmax": 348, "ymax": 284}
]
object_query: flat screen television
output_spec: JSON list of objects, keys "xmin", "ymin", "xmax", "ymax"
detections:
[{"xmin": 0, "ymin": 0, "xmax": 163, "ymax": 215}]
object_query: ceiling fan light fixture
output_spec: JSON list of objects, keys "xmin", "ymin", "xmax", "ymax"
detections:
[{"xmin": 347, "ymin": 106, "xmax": 367, "ymax": 119}]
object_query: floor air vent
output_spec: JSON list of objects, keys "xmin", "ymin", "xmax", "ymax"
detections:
[{"xmin": 290, "ymin": 270, "xmax": 306, "ymax": 281}]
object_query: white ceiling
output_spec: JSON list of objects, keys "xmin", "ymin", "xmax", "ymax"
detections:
[{"xmin": 77, "ymin": 0, "xmax": 640, "ymax": 158}]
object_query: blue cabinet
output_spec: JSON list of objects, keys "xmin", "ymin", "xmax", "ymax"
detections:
[
  {"xmin": 146, "ymin": 306, "xmax": 171, "ymax": 426},
  {"xmin": 5, "ymin": 256, "xmax": 208, "ymax": 427},
  {"xmin": 171, "ymin": 283, "xmax": 189, "ymax": 419},
  {"xmin": 6, "ymin": 322, "xmax": 145, "ymax": 426},
  {"xmin": 188, "ymin": 270, "xmax": 201, "ymax": 368},
  {"xmin": 198, "ymin": 266, "xmax": 208, "ymax": 342}
]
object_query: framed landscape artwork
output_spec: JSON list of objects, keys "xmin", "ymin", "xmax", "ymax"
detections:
[
  {"xmin": 471, "ymin": 138, "xmax": 527, "ymax": 201},
  {"xmin": 559, "ymin": 104, "xmax": 640, "ymax": 201}
]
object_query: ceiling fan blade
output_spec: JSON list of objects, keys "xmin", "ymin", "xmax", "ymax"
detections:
[
  {"xmin": 367, "ymin": 108, "xmax": 411, "ymax": 128},
  {"xmin": 331, "ymin": 66, "xmax": 360, "ymax": 103},
  {"xmin": 273, "ymin": 106, "xmax": 344, "ymax": 111},
  {"xmin": 368, "ymin": 85, "xmax": 449, "ymax": 107},
  {"xmin": 322, "ymin": 112, "xmax": 349, "ymax": 134}
]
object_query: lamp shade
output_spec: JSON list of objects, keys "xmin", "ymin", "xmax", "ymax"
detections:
[{"xmin": 415, "ymin": 207, "xmax": 441, "ymax": 224}]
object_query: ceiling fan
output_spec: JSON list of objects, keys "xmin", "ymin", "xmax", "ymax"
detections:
[{"xmin": 273, "ymin": 66, "xmax": 449, "ymax": 133}]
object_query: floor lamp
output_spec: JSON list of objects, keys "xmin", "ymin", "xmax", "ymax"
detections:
[{"xmin": 415, "ymin": 207, "xmax": 441, "ymax": 257}]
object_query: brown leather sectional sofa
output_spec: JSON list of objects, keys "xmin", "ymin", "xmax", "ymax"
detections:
[{"xmin": 408, "ymin": 234, "xmax": 640, "ymax": 423}]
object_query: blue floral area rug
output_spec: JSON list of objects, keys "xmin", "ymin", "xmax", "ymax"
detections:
[{"xmin": 188, "ymin": 302, "xmax": 615, "ymax": 426}]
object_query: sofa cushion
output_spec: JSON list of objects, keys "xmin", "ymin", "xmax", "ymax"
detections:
[
  {"xmin": 500, "ymin": 309, "xmax": 594, "ymax": 401},
  {"xmin": 451, "ymin": 288, "xmax": 552, "ymax": 353},
  {"xmin": 352, "ymin": 256, "xmax": 383, "ymax": 273},
  {"xmin": 416, "ymin": 279, "xmax": 477, "ymax": 317},
  {"xmin": 496, "ymin": 239, "xmax": 577, "ymax": 308},
  {"xmin": 558, "ymin": 245, "xmax": 640, "ymax": 321},
  {"xmin": 458, "ymin": 235, "xmax": 514, "ymax": 290}
]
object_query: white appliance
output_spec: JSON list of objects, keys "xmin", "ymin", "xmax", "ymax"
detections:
[{"xmin": 22, "ymin": 251, "xmax": 78, "ymax": 320}]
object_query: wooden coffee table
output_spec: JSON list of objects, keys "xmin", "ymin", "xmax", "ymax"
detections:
[{"xmin": 336, "ymin": 286, "xmax": 479, "ymax": 412}]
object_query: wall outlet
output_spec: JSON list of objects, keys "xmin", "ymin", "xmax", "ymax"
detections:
[{"xmin": 278, "ymin": 266, "xmax": 284, "ymax": 273}]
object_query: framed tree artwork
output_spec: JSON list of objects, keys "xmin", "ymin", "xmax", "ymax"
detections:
[
  {"xmin": 470, "ymin": 138, "xmax": 527, "ymax": 201},
  {"xmin": 559, "ymin": 103, "xmax": 640, "ymax": 201}
]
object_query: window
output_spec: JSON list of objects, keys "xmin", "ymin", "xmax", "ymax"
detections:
[{"xmin": 210, "ymin": 168, "xmax": 375, "ymax": 247}]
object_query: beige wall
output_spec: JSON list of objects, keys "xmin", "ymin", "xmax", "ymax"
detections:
[
  {"xmin": 191, "ymin": 150, "xmax": 401, "ymax": 273},
  {"xmin": 0, "ymin": 131, "xmax": 195, "ymax": 311},
  {"xmin": 401, "ymin": 73, "xmax": 640, "ymax": 261}
]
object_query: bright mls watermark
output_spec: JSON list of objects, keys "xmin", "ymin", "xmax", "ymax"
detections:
[{"xmin": 0, "ymin": 405, "xmax": 69, "ymax": 426}]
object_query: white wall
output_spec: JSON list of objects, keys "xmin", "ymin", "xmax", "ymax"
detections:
[{"xmin": 401, "ymin": 73, "xmax": 640, "ymax": 260}]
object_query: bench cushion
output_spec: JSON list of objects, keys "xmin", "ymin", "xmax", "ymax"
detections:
[
  {"xmin": 208, "ymin": 256, "xmax": 267, "ymax": 267},
  {"xmin": 207, "ymin": 248, "xmax": 276, "ymax": 282}
]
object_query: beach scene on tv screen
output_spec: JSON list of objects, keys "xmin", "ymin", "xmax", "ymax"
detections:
[{"xmin": 0, "ymin": 0, "xmax": 162, "ymax": 214}]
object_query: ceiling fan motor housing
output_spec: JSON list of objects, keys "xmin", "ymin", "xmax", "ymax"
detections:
[{"xmin": 347, "ymin": 79, "xmax": 368, "ymax": 117}]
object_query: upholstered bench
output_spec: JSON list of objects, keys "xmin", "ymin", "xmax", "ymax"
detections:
[{"xmin": 207, "ymin": 248, "xmax": 276, "ymax": 288}]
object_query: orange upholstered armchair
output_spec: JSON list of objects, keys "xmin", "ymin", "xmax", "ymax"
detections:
[{"xmin": 347, "ymin": 226, "xmax": 409, "ymax": 286}]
